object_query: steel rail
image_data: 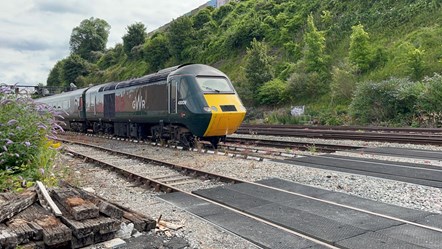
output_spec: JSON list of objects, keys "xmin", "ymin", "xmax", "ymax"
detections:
[
  {"xmin": 225, "ymin": 137, "xmax": 363, "ymax": 152},
  {"xmin": 239, "ymin": 124, "xmax": 442, "ymax": 133},
  {"xmin": 237, "ymin": 126, "xmax": 442, "ymax": 145}
]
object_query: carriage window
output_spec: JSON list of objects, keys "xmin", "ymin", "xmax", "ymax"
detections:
[{"xmin": 196, "ymin": 77, "xmax": 234, "ymax": 93}]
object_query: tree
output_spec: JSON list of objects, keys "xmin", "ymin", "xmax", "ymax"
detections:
[
  {"xmin": 287, "ymin": 14, "xmax": 329, "ymax": 99},
  {"xmin": 349, "ymin": 24, "xmax": 371, "ymax": 73},
  {"xmin": 193, "ymin": 8, "xmax": 212, "ymax": 30},
  {"xmin": 166, "ymin": 16, "xmax": 195, "ymax": 63},
  {"xmin": 244, "ymin": 38, "xmax": 274, "ymax": 97},
  {"xmin": 69, "ymin": 17, "xmax": 111, "ymax": 61},
  {"xmin": 304, "ymin": 14, "xmax": 327, "ymax": 74},
  {"xmin": 143, "ymin": 34, "xmax": 170, "ymax": 71},
  {"xmin": 62, "ymin": 54, "xmax": 89, "ymax": 85},
  {"xmin": 122, "ymin": 22, "xmax": 147, "ymax": 56},
  {"xmin": 47, "ymin": 60, "xmax": 65, "ymax": 86},
  {"xmin": 224, "ymin": 14, "xmax": 266, "ymax": 50},
  {"xmin": 407, "ymin": 46, "xmax": 425, "ymax": 81}
]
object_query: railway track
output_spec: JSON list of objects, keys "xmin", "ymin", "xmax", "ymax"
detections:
[
  {"xmin": 239, "ymin": 124, "xmax": 442, "ymax": 133},
  {"xmin": 61, "ymin": 137, "xmax": 442, "ymax": 248},
  {"xmin": 60, "ymin": 133, "xmax": 442, "ymax": 189},
  {"xmin": 60, "ymin": 132, "xmax": 360, "ymax": 163},
  {"xmin": 237, "ymin": 124, "xmax": 442, "ymax": 145},
  {"xmin": 62, "ymin": 142, "xmax": 240, "ymax": 193},
  {"xmin": 224, "ymin": 137, "xmax": 363, "ymax": 153}
]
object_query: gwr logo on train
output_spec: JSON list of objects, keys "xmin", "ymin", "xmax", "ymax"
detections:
[{"xmin": 132, "ymin": 94, "xmax": 145, "ymax": 110}]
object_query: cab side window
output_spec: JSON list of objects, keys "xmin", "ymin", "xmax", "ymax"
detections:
[{"xmin": 179, "ymin": 78, "xmax": 189, "ymax": 99}]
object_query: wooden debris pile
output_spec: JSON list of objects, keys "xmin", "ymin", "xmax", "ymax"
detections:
[{"xmin": 0, "ymin": 182, "xmax": 156, "ymax": 249}]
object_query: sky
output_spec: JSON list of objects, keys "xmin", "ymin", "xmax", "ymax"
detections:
[{"xmin": 0, "ymin": 0, "xmax": 209, "ymax": 86}]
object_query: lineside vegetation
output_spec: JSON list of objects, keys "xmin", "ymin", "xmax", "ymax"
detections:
[{"xmin": 47, "ymin": 0, "xmax": 442, "ymax": 127}]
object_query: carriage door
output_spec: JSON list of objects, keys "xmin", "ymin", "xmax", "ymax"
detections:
[
  {"xmin": 104, "ymin": 93, "xmax": 115, "ymax": 119},
  {"xmin": 168, "ymin": 77, "xmax": 178, "ymax": 114},
  {"xmin": 79, "ymin": 96, "xmax": 85, "ymax": 119}
]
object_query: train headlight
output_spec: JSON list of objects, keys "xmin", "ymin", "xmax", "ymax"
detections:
[
  {"xmin": 211, "ymin": 106, "xmax": 218, "ymax": 112},
  {"xmin": 203, "ymin": 106, "xmax": 212, "ymax": 112},
  {"xmin": 239, "ymin": 106, "xmax": 246, "ymax": 111}
]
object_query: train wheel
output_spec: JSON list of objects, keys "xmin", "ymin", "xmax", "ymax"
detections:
[
  {"xmin": 151, "ymin": 127, "xmax": 161, "ymax": 145},
  {"xmin": 209, "ymin": 137, "xmax": 220, "ymax": 150},
  {"xmin": 151, "ymin": 126, "xmax": 168, "ymax": 146},
  {"xmin": 180, "ymin": 133, "xmax": 195, "ymax": 150}
]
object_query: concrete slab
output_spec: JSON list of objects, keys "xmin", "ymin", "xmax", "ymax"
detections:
[
  {"xmin": 336, "ymin": 231, "xmax": 427, "ymax": 249},
  {"xmin": 280, "ymin": 198, "xmax": 401, "ymax": 231},
  {"xmin": 256, "ymin": 178, "xmax": 330, "ymax": 197},
  {"xmin": 416, "ymin": 214, "xmax": 442, "ymax": 229},
  {"xmin": 205, "ymin": 210, "xmax": 320, "ymax": 249},
  {"xmin": 247, "ymin": 202, "xmax": 367, "ymax": 243},
  {"xmin": 279, "ymin": 156, "xmax": 442, "ymax": 188},
  {"xmin": 328, "ymin": 154, "xmax": 442, "ymax": 171},
  {"xmin": 159, "ymin": 192, "xmax": 321, "ymax": 249},
  {"xmin": 293, "ymin": 155, "xmax": 442, "ymax": 180},
  {"xmin": 193, "ymin": 187, "xmax": 272, "ymax": 211},
  {"xmin": 306, "ymin": 245, "xmax": 332, "ymax": 249},
  {"xmin": 379, "ymin": 224, "xmax": 442, "ymax": 249},
  {"xmin": 255, "ymin": 178, "xmax": 433, "ymax": 222},
  {"xmin": 160, "ymin": 184, "xmax": 442, "ymax": 248},
  {"xmin": 159, "ymin": 192, "xmax": 207, "ymax": 207},
  {"xmin": 226, "ymin": 182, "xmax": 401, "ymax": 231},
  {"xmin": 195, "ymin": 184, "xmax": 371, "ymax": 242},
  {"xmin": 226, "ymin": 182, "xmax": 303, "ymax": 203},
  {"xmin": 356, "ymin": 147, "xmax": 442, "ymax": 160},
  {"xmin": 320, "ymin": 192, "xmax": 433, "ymax": 222}
]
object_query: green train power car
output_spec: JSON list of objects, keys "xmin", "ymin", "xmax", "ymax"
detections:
[{"xmin": 38, "ymin": 64, "xmax": 246, "ymax": 148}]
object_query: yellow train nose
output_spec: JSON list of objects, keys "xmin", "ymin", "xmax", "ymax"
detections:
[{"xmin": 203, "ymin": 94, "xmax": 246, "ymax": 136}]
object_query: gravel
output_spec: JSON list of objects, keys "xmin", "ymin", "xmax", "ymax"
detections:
[{"xmin": 61, "ymin": 134, "xmax": 442, "ymax": 248}]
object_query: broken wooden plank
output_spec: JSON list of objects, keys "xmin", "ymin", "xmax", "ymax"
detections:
[
  {"xmin": 6, "ymin": 218, "xmax": 36, "ymax": 245},
  {"xmin": 0, "ymin": 224, "xmax": 18, "ymax": 249},
  {"xmin": 51, "ymin": 188, "xmax": 99, "ymax": 221},
  {"xmin": 158, "ymin": 220, "xmax": 184, "ymax": 231},
  {"xmin": 122, "ymin": 212, "xmax": 155, "ymax": 232},
  {"xmin": 60, "ymin": 216, "xmax": 120, "ymax": 238},
  {"xmin": 35, "ymin": 181, "xmax": 62, "ymax": 217},
  {"xmin": 34, "ymin": 216, "xmax": 72, "ymax": 246},
  {"xmin": 94, "ymin": 232, "xmax": 115, "ymax": 244},
  {"xmin": 13, "ymin": 204, "xmax": 72, "ymax": 247},
  {"xmin": 71, "ymin": 232, "xmax": 94, "ymax": 248},
  {"xmin": 58, "ymin": 182, "xmax": 156, "ymax": 231},
  {"xmin": 19, "ymin": 241, "xmax": 45, "ymax": 249},
  {"xmin": 0, "ymin": 191, "xmax": 36, "ymax": 223},
  {"xmin": 57, "ymin": 186, "xmax": 124, "ymax": 219},
  {"xmin": 97, "ymin": 201, "xmax": 124, "ymax": 219}
]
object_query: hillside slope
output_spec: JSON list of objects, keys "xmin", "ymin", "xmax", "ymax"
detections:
[{"xmin": 47, "ymin": 0, "xmax": 442, "ymax": 126}]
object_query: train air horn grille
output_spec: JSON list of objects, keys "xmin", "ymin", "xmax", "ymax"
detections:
[{"xmin": 220, "ymin": 105, "xmax": 237, "ymax": 112}]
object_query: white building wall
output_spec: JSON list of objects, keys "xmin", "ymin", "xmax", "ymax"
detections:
[{"xmin": 217, "ymin": 0, "xmax": 232, "ymax": 7}]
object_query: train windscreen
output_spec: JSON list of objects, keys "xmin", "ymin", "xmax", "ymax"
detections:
[{"xmin": 195, "ymin": 77, "xmax": 234, "ymax": 93}]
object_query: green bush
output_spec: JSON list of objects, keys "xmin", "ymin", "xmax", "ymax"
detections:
[
  {"xmin": 330, "ymin": 60, "xmax": 358, "ymax": 101},
  {"xmin": 0, "ymin": 86, "xmax": 63, "ymax": 191},
  {"xmin": 349, "ymin": 78, "xmax": 419, "ymax": 124},
  {"xmin": 416, "ymin": 73, "xmax": 442, "ymax": 126},
  {"xmin": 257, "ymin": 78, "xmax": 288, "ymax": 105}
]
